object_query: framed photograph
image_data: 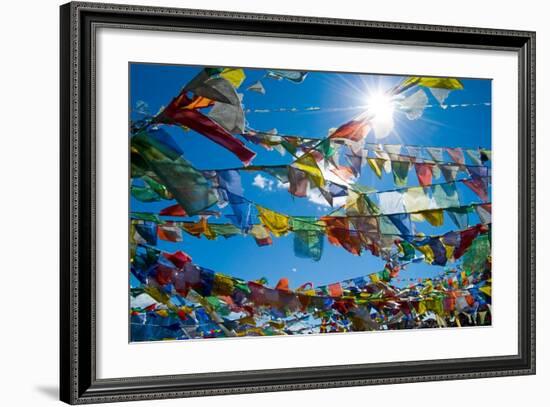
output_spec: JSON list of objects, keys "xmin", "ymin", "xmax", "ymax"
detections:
[{"xmin": 60, "ymin": 2, "xmax": 535, "ymax": 404}]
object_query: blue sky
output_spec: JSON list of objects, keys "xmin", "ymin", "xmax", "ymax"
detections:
[{"xmin": 130, "ymin": 63, "xmax": 491, "ymax": 289}]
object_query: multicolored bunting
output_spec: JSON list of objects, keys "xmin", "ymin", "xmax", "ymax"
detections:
[
  {"xmin": 130, "ymin": 239, "xmax": 491, "ymax": 340},
  {"xmin": 130, "ymin": 70, "xmax": 492, "ymax": 341}
]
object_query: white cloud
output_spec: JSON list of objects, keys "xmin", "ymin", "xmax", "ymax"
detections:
[
  {"xmin": 308, "ymin": 189, "xmax": 331, "ymax": 207},
  {"xmin": 252, "ymin": 174, "xmax": 274, "ymax": 191},
  {"xmin": 307, "ymin": 189, "xmax": 347, "ymax": 208}
]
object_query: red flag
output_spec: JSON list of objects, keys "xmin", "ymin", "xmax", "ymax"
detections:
[
  {"xmin": 329, "ymin": 116, "xmax": 370, "ymax": 142},
  {"xmin": 414, "ymin": 163, "xmax": 433, "ymax": 187},
  {"xmin": 160, "ymin": 203, "xmax": 187, "ymax": 217},
  {"xmin": 453, "ymin": 226, "xmax": 482, "ymax": 260},
  {"xmin": 328, "ymin": 283, "xmax": 343, "ymax": 297},
  {"xmin": 163, "ymin": 250, "xmax": 192, "ymax": 268},
  {"xmin": 463, "ymin": 178, "xmax": 489, "ymax": 201},
  {"xmin": 159, "ymin": 108, "xmax": 256, "ymax": 165},
  {"xmin": 275, "ymin": 277, "xmax": 290, "ymax": 292}
]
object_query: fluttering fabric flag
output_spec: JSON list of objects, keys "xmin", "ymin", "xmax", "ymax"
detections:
[
  {"xmin": 406, "ymin": 146, "xmax": 423, "ymax": 160},
  {"xmin": 257, "ymin": 206, "xmax": 290, "ymax": 237},
  {"xmin": 208, "ymin": 95, "xmax": 245, "ymax": 134},
  {"xmin": 374, "ymin": 151, "xmax": 393, "ymax": 173},
  {"xmin": 329, "ymin": 115, "xmax": 371, "ymax": 142},
  {"xmin": 466, "ymin": 149, "xmax": 483, "ymax": 165},
  {"xmin": 328, "ymin": 283, "xmax": 343, "ymax": 297},
  {"xmin": 420, "ymin": 209, "xmax": 444, "ymax": 227},
  {"xmin": 225, "ymin": 191, "xmax": 253, "ymax": 233},
  {"xmin": 158, "ymin": 223, "xmax": 184, "ymax": 242},
  {"xmin": 463, "ymin": 178, "xmax": 489, "ymax": 202},
  {"xmin": 414, "ymin": 163, "xmax": 433, "ymax": 187},
  {"xmin": 220, "ymin": 68, "xmax": 246, "ymax": 88},
  {"xmin": 141, "ymin": 176, "xmax": 172, "ymax": 200},
  {"xmin": 292, "ymin": 153, "xmax": 325, "ymax": 188},
  {"xmin": 367, "ymin": 158, "xmax": 384, "ymax": 179},
  {"xmin": 427, "ymin": 237, "xmax": 448, "ymax": 266},
  {"xmin": 131, "ymin": 185, "xmax": 162, "ymax": 202},
  {"xmin": 184, "ymin": 74, "xmax": 232, "ymax": 104},
  {"xmin": 426, "ymin": 147, "xmax": 444, "ymax": 163},
  {"xmin": 391, "ymin": 161, "xmax": 411, "ymax": 187},
  {"xmin": 208, "ymin": 223, "xmax": 242, "ymax": 239},
  {"xmin": 429, "ymin": 88, "xmax": 451, "ymax": 106},
  {"xmin": 266, "ymin": 70, "xmax": 308, "ymax": 83},
  {"xmin": 184, "ymin": 95, "xmax": 215, "ymax": 110},
  {"xmin": 415, "ymin": 243, "xmax": 434, "ymax": 264},
  {"xmin": 131, "ymin": 130, "xmax": 218, "ymax": 216},
  {"xmin": 249, "ymin": 224, "xmax": 273, "ymax": 246},
  {"xmin": 288, "ymin": 167, "xmax": 309, "ymax": 197},
  {"xmin": 432, "ymin": 183, "xmax": 460, "ymax": 208},
  {"xmin": 163, "ymin": 250, "xmax": 192, "ymax": 269},
  {"xmin": 439, "ymin": 164, "xmax": 460, "ymax": 182},
  {"xmin": 291, "ymin": 217, "xmax": 324, "ymax": 261},
  {"xmin": 476, "ymin": 203, "xmax": 492, "ymax": 224},
  {"xmin": 446, "ymin": 207, "xmax": 469, "ymax": 229},
  {"xmin": 446, "ymin": 148, "xmax": 465, "ymax": 165},
  {"xmin": 399, "ymin": 77, "xmax": 464, "ymax": 91},
  {"xmin": 345, "ymin": 191, "xmax": 380, "ymax": 216},
  {"xmin": 454, "ymin": 226, "xmax": 483, "ymax": 260},
  {"xmin": 480, "ymin": 149, "xmax": 491, "ymax": 162},
  {"xmin": 397, "ymin": 239, "xmax": 416, "ymax": 262},
  {"xmin": 322, "ymin": 217, "xmax": 362, "ymax": 255},
  {"xmin": 158, "ymin": 108, "xmax": 256, "ymax": 164},
  {"xmin": 182, "ymin": 218, "xmax": 216, "ymax": 240},
  {"xmin": 217, "ymin": 169, "xmax": 244, "ymax": 198},
  {"xmin": 247, "ymin": 80, "xmax": 266, "ymax": 94},
  {"xmin": 466, "ymin": 165, "xmax": 490, "ymax": 179},
  {"xmin": 351, "ymin": 216, "xmax": 380, "ymax": 245},
  {"xmin": 403, "ymin": 186, "xmax": 431, "ymax": 212},
  {"xmin": 188, "ymin": 74, "xmax": 245, "ymax": 134},
  {"xmin": 378, "ymin": 190, "xmax": 406, "ymax": 214},
  {"xmin": 159, "ymin": 203, "xmax": 187, "ymax": 217},
  {"xmin": 386, "ymin": 213, "xmax": 414, "ymax": 236},
  {"xmin": 346, "ymin": 151, "xmax": 364, "ymax": 177},
  {"xmin": 398, "ymin": 89, "xmax": 429, "ymax": 120},
  {"xmin": 132, "ymin": 221, "xmax": 158, "ymax": 245}
]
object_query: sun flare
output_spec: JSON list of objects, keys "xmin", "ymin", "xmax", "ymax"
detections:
[{"xmin": 366, "ymin": 91, "xmax": 395, "ymax": 139}]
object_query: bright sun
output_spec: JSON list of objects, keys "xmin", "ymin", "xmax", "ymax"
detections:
[{"xmin": 365, "ymin": 91, "xmax": 395, "ymax": 139}]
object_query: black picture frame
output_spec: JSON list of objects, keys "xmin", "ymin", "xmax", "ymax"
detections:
[{"xmin": 60, "ymin": 2, "xmax": 536, "ymax": 404}]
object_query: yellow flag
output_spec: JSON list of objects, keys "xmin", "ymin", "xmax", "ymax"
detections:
[
  {"xmin": 257, "ymin": 206, "xmax": 289, "ymax": 237},
  {"xmin": 444, "ymin": 243, "xmax": 455, "ymax": 260},
  {"xmin": 367, "ymin": 158, "xmax": 383, "ymax": 178},
  {"xmin": 401, "ymin": 76, "xmax": 464, "ymax": 90},
  {"xmin": 292, "ymin": 153, "xmax": 325, "ymax": 188},
  {"xmin": 220, "ymin": 68, "xmax": 246, "ymax": 88},
  {"xmin": 420, "ymin": 209, "xmax": 444, "ymax": 226},
  {"xmin": 417, "ymin": 300, "xmax": 427, "ymax": 314},
  {"xmin": 249, "ymin": 224, "xmax": 271, "ymax": 240},
  {"xmin": 417, "ymin": 244, "xmax": 434, "ymax": 264},
  {"xmin": 479, "ymin": 285, "xmax": 492, "ymax": 297},
  {"xmin": 183, "ymin": 218, "xmax": 216, "ymax": 240},
  {"xmin": 156, "ymin": 309, "xmax": 169, "ymax": 317}
]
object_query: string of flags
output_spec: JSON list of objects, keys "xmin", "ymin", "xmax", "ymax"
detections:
[
  {"xmin": 130, "ymin": 237, "xmax": 491, "ymax": 340},
  {"xmin": 130, "ymin": 66, "xmax": 492, "ymax": 341},
  {"xmin": 244, "ymin": 101, "xmax": 491, "ymax": 114}
]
